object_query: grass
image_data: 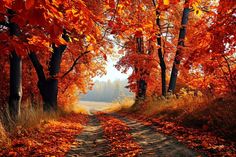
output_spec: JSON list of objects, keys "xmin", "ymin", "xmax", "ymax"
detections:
[
  {"xmin": 68, "ymin": 97, "xmax": 135, "ymax": 114},
  {"xmin": 105, "ymin": 97, "xmax": 135, "ymax": 113},
  {"xmin": 0, "ymin": 113, "xmax": 87, "ymax": 156},
  {"xmin": 0, "ymin": 120, "xmax": 9, "ymax": 147},
  {"xmin": 0, "ymin": 101, "xmax": 62, "ymax": 149},
  {"xmin": 127, "ymin": 91, "xmax": 236, "ymax": 141}
]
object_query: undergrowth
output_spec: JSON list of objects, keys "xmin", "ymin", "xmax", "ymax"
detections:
[
  {"xmin": 0, "ymin": 101, "xmax": 63, "ymax": 149},
  {"xmin": 128, "ymin": 89, "xmax": 236, "ymax": 141}
]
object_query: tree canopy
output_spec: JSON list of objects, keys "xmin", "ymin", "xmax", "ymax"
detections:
[{"xmin": 0, "ymin": 0, "xmax": 235, "ymax": 114}]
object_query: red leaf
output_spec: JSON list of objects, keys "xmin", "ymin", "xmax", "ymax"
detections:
[
  {"xmin": 25, "ymin": 0, "xmax": 35, "ymax": 10},
  {"xmin": 13, "ymin": 0, "xmax": 25, "ymax": 10},
  {"xmin": 103, "ymin": 53, "xmax": 107, "ymax": 61}
]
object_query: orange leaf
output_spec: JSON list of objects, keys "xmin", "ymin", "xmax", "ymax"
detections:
[
  {"xmin": 8, "ymin": 151, "xmax": 17, "ymax": 156},
  {"xmin": 25, "ymin": 0, "xmax": 35, "ymax": 10},
  {"xmin": 163, "ymin": 0, "xmax": 169, "ymax": 5}
]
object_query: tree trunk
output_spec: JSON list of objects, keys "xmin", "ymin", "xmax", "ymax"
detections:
[
  {"xmin": 154, "ymin": 6, "xmax": 167, "ymax": 97},
  {"xmin": 37, "ymin": 78, "xmax": 58, "ymax": 111},
  {"xmin": 44, "ymin": 30, "xmax": 68, "ymax": 110},
  {"xmin": 8, "ymin": 9, "xmax": 22, "ymax": 120},
  {"xmin": 168, "ymin": 2, "xmax": 190, "ymax": 93},
  {"xmin": 29, "ymin": 30, "xmax": 68, "ymax": 112},
  {"xmin": 136, "ymin": 37, "xmax": 147, "ymax": 99},
  {"xmin": 29, "ymin": 52, "xmax": 58, "ymax": 111},
  {"xmin": 49, "ymin": 44, "xmax": 66, "ymax": 76},
  {"xmin": 9, "ymin": 51, "xmax": 22, "ymax": 120},
  {"xmin": 137, "ymin": 79, "xmax": 147, "ymax": 99}
]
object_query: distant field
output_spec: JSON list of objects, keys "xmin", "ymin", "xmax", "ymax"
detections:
[
  {"xmin": 77, "ymin": 101, "xmax": 117, "ymax": 114},
  {"xmin": 79, "ymin": 101, "xmax": 113, "ymax": 106},
  {"xmin": 77, "ymin": 100, "xmax": 134, "ymax": 114}
]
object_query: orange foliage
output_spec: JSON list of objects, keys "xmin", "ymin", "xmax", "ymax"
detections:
[
  {"xmin": 0, "ymin": 113, "xmax": 88, "ymax": 156},
  {"xmin": 0, "ymin": 0, "xmax": 112, "ymax": 106},
  {"xmin": 182, "ymin": 0, "xmax": 236, "ymax": 95},
  {"xmin": 114, "ymin": 0, "xmax": 235, "ymax": 96},
  {"xmin": 0, "ymin": 0, "xmax": 235, "ymax": 106},
  {"xmin": 98, "ymin": 114, "xmax": 141, "ymax": 156},
  {"xmin": 120, "ymin": 111, "xmax": 236, "ymax": 157}
]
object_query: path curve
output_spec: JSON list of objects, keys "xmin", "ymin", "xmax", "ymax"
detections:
[
  {"xmin": 113, "ymin": 114, "xmax": 202, "ymax": 157},
  {"xmin": 66, "ymin": 116, "xmax": 111, "ymax": 157},
  {"xmin": 67, "ymin": 114, "xmax": 203, "ymax": 157}
]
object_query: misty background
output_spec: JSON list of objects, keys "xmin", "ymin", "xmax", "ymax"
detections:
[{"xmin": 80, "ymin": 80, "xmax": 134, "ymax": 102}]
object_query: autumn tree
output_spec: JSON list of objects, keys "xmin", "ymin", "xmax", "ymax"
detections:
[
  {"xmin": 0, "ymin": 0, "xmax": 112, "ymax": 118},
  {"xmin": 0, "ymin": 0, "xmax": 235, "ymax": 121},
  {"xmin": 0, "ymin": 7, "xmax": 23, "ymax": 120},
  {"xmin": 151, "ymin": 0, "xmax": 181, "ymax": 96},
  {"xmin": 114, "ymin": 0, "xmax": 235, "ymax": 98},
  {"xmin": 8, "ymin": 10, "xmax": 22, "ymax": 120},
  {"xmin": 167, "ymin": 0, "xmax": 191, "ymax": 93},
  {"xmin": 114, "ymin": 0, "xmax": 162, "ymax": 98},
  {"xmin": 181, "ymin": 0, "xmax": 236, "ymax": 95}
]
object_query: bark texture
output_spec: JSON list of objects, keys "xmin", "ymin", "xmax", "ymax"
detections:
[
  {"xmin": 8, "ymin": 9, "xmax": 22, "ymax": 120},
  {"xmin": 168, "ymin": 2, "xmax": 190, "ymax": 93},
  {"xmin": 9, "ymin": 51, "xmax": 22, "ymax": 120},
  {"xmin": 29, "ymin": 30, "xmax": 69, "ymax": 111},
  {"xmin": 154, "ymin": 6, "xmax": 166, "ymax": 97},
  {"xmin": 136, "ymin": 37, "xmax": 147, "ymax": 99}
]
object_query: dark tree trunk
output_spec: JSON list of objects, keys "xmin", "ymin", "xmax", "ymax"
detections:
[
  {"xmin": 168, "ymin": 3, "xmax": 190, "ymax": 93},
  {"xmin": 44, "ymin": 44, "xmax": 66, "ymax": 111},
  {"xmin": 37, "ymin": 78, "xmax": 58, "ymax": 111},
  {"xmin": 49, "ymin": 44, "xmax": 66, "ymax": 76},
  {"xmin": 29, "ymin": 52, "xmax": 58, "ymax": 111},
  {"xmin": 45, "ymin": 30, "xmax": 69, "ymax": 110},
  {"xmin": 28, "ymin": 52, "xmax": 48, "ymax": 111},
  {"xmin": 136, "ymin": 37, "xmax": 147, "ymax": 99},
  {"xmin": 9, "ymin": 51, "xmax": 22, "ymax": 120},
  {"xmin": 29, "ymin": 30, "xmax": 69, "ymax": 112},
  {"xmin": 137, "ymin": 79, "xmax": 147, "ymax": 99},
  {"xmin": 8, "ymin": 9, "xmax": 22, "ymax": 120},
  {"xmin": 154, "ymin": 6, "xmax": 167, "ymax": 97}
]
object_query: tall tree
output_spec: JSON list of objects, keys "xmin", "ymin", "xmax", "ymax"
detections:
[
  {"xmin": 0, "ymin": 0, "xmax": 111, "ymax": 112},
  {"xmin": 168, "ymin": 0, "xmax": 190, "ymax": 93},
  {"xmin": 29, "ymin": 31, "xmax": 69, "ymax": 111},
  {"xmin": 8, "ymin": 9, "xmax": 22, "ymax": 120},
  {"xmin": 181, "ymin": 0, "xmax": 236, "ymax": 95},
  {"xmin": 136, "ymin": 37, "xmax": 147, "ymax": 99},
  {"xmin": 152, "ymin": 0, "xmax": 167, "ymax": 97}
]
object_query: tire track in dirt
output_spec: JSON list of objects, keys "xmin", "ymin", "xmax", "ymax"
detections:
[
  {"xmin": 98, "ymin": 114, "xmax": 141, "ymax": 156},
  {"xmin": 67, "ymin": 114, "xmax": 204, "ymax": 157},
  {"xmin": 66, "ymin": 116, "xmax": 111, "ymax": 157},
  {"xmin": 112, "ymin": 114, "xmax": 204, "ymax": 157}
]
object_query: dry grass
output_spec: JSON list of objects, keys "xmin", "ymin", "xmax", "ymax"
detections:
[
  {"xmin": 0, "ymin": 101, "xmax": 63, "ymax": 148},
  {"xmin": 141, "ymin": 95, "xmax": 208, "ymax": 117},
  {"xmin": 0, "ymin": 120, "xmax": 9, "ymax": 147},
  {"xmin": 119, "ymin": 97, "xmax": 135, "ymax": 109},
  {"xmin": 129, "ymin": 92, "xmax": 236, "ymax": 141},
  {"xmin": 0, "ymin": 106, "xmax": 13, "ymax": 147},
  {"xmin": 101, "ymin": 97, "xmax": 135, "ymax": 113},
  {"xmin": 18, "ymin": 107, "xmax": 61, "ymax": 129}
]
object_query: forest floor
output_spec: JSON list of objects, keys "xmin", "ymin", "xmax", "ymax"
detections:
[
  {"xmin": 0, "ymin": 113, "xmax": 88, "ymax": 156},
  {"xmin": 67, "ymin": 114, "xmax": 201, "ymax": 157},
  {"xmin": 0, "ymin": 113, "xmax": 205, "ymax": 157},
  {"xmin": 0, "ymin": 99, "xmax": 235, "ymax": 156},
  {"xmin": 118, "ymin": 96, "xmax": 236, "ymax": 157}
]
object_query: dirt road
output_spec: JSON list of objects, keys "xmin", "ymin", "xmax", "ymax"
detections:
[{"xmin": 67, "ymin": 114, "xmax": 202, "ymax": 157}]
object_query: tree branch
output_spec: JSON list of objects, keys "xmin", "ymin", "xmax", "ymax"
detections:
[
  {"xmin": 61, "ymin": 51, "xmax": 90, "ymax": 78},
  {"xmin": 28, "ymin": 52, "xmax": 46, "ymax": 82}
]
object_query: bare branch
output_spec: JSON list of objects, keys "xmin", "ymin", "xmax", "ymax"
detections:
[{"xmin": 61, "ymin": 51, "xmax": 90, "ymax": 78}]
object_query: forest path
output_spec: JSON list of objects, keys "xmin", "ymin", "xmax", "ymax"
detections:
[
  {"xmin": 66, "ymin": 116, "xmax": 111, "ymax": 157},
  {"xmin": 66, "ymin": 114, "xmax": 202, "ymax": 157}
]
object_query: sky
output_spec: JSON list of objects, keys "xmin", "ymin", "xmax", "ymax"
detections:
[
  {"xmin": 93, "ymin": 36, "xmax": 132, "ymax": 82},
  {"xmin": 93, "ymin": 56, "xmax": 132, "ymax": 82}
]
